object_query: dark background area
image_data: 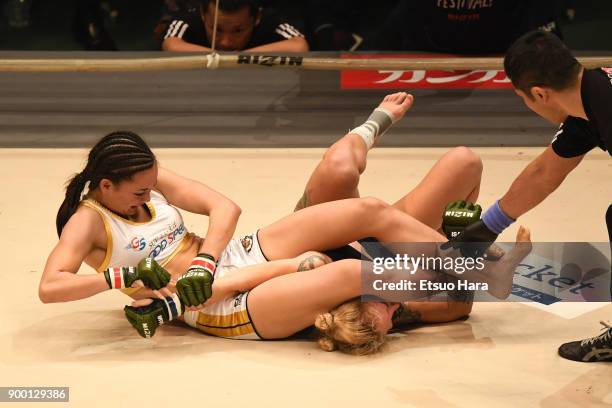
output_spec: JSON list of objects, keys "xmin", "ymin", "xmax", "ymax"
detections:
[
  {"xmin": 0, "ymin": 0, "xmax": 610, "ymax": 51},
  {"xmin": 0, "ymin": 0, "xmax": 609, "ymax": 147}
]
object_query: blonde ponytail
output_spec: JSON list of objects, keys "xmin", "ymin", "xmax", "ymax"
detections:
[{"xmin": 314, "ymin": 299, "xmax": 386, "ymax": 356}]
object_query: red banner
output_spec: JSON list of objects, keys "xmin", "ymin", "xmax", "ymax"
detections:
[{"xmin": 340, "ymin": 54, "xmax": 512, "ymax": 90}]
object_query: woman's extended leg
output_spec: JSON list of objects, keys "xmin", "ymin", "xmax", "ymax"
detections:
[
  {"xmin": 294, "ymin": 92, "xmax": 414, "ymax": 210},
  {"xmin": 296, "ymin": 135, "xmax": 482, "ymax": 232},
  {"xmin": 258, "ymin": 197, "xmax": 443, "ymax": 260},
  {"xmin": 293, "ymin": 133, "xmax": 365, "ymax": 211},
  {"xmin": 258, "ymin": 145, "xmax": 484, "ymax": 261},
  {"xmin": 391, "ymin": 146, "xmax": 482, "ymax": 231},
  {"xmin": 291, "ymin": 89, "xmax": 482, "ymax": 233}
]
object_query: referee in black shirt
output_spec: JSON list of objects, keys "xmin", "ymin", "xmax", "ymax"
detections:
[{"xmin": 446, "ymin": 31, "xmax": 611, "ymax": 362}]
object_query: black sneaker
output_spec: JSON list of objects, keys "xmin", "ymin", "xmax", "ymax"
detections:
[{"xmin": 558, "ymin": 321, "xmax": 612, "ymax": 362}]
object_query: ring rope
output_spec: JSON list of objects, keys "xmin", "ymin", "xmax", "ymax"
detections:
[
  {"xmin": 210, "ymin": 0, "xmax": 220, "ymax": 52},
  {"xmin": 0, "ymin": 54, "xmax": 610, "ymax": 73}
]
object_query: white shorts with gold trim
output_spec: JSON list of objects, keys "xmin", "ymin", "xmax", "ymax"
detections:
[{"xmin": 183, "ymin": 231, "xmax": 268, "ymax": 340}]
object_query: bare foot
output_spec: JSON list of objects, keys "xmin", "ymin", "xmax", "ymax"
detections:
[
  {"xmin": 378, "ymin": 92, "xmax": 414, "ymax": 122},
  {"xmin": 436, "ymin": 226, "xmax": 532, "ymax": 299},
  {"xmin": 483, "ymin": 226, "xmax": 533, "ymax": 299},
  {"xmin": 484, "ymin": 243, "xmax": 506, "ymax": 261}
]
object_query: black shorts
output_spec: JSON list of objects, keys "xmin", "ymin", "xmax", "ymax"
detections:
[{"xmin": 323, "ymin": 237, "xmax": 395, "ymax": 262}]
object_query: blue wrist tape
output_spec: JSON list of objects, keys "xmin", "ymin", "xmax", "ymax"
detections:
[
  {"xmin": 482, "ymin": 201, "xmax": 515, "ymax": 234},
  {"xmin": 162, "ymin": 294, "xmax": 182, "ymax": 320}
]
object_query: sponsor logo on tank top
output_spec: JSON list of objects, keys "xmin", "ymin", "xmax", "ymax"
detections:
[
  {"xmin": 126, "ymin": 236, "xmax": 147, "ymax": 252},
  {"xmin": 148, "ymin": 222, "xmax": 186, "ymax": 258}
]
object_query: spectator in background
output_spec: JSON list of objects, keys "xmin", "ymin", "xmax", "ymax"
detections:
[
  {"xmin": 558, "ymin": 0, "xmax": 576, "ymax": 21},
  {"xmin": 72, "ymin": 0, "xmax": 118, "ymax": 50},
  {"xmin": 161, "ymin": 0, "xmax": 308, "ymax": 52},
  {"xmin": 305, "ymin": 0, "xmax": 398, "ymax": 51},
  {"xmin": 364, "ymin": 0, "xmax": 561, "ymax": 54},
  {"xmin": 306, "ymin": 0, "xmax": 363, "ymax": 51},
  {"xmin": 154, "ymin": 0, "xmax": 195, "ymax": 45},
  {"xmin": 259, "ymin": 0, "xmax": 306, "ymax": 31},
  {"xmin": 3, "ymin": 0, "xmax": 34, "ymax": 28}
]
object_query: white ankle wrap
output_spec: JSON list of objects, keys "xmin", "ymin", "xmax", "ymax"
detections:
[{"xmin": 350, "ymin": 107, "xmax": 395, "ymax": 150}]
